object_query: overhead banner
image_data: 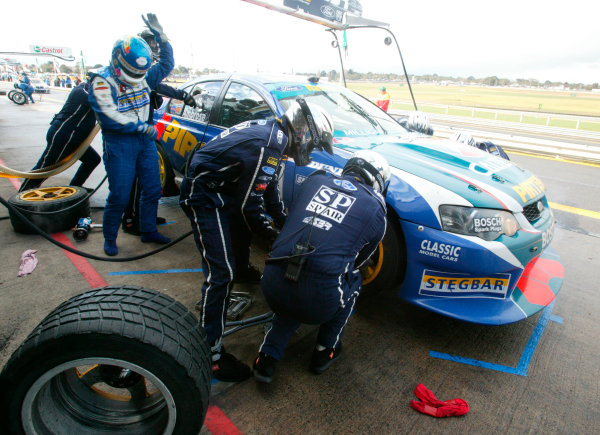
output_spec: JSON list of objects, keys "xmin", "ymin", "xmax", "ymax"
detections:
[{"xmin": 29, "ymin": 45, "xmax": 72, "ymax": 57}]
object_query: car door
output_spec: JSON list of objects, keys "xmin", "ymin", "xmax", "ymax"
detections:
[{"xmin": 156, "ymin": 80, "xmax": 225, "ymax": 173}]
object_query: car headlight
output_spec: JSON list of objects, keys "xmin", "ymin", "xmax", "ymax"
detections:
[{"xmin": 439, "ymin": 205, "xmax": 519, "ymax": 241}]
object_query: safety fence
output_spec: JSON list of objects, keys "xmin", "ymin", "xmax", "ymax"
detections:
[{"xmin": 386, "ymin": 100, "xmax": 600, "ymax": 133}]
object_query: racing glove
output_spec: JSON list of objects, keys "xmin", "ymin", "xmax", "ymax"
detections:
[
  {"xmin": 142, "ymin": 13, "xmax": 168, "ymax": 44},
  {"xmin": 182, "ymin": 91, "xmax": 197, "ymax": 108},
  {"xmin": 138, "ymin": 123, "xmax": 158, "ymax": 140}
]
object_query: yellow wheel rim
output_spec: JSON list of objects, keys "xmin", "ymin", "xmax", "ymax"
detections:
[
  {"xmin": 19, "ymin": 186, "xmax": 77, "ymax": 202},
  {"xmin": 158, "ymin": 151, "xmax": 166, "ymax": 188},
  {"xmin": 362, "ymin": 242, "xmax": 384, "ymax": 285}
]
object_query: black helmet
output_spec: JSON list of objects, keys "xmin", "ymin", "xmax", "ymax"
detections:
[
  {"xmin": 138, "ymin": 29, "xmax": 159, "ymax": 60},
  {"xmin": 284, "ymin": 99, "xmax": 334, "ymax": 166},
  {"xmin": 342, "ymin": 150, "xmax": 390, "ymax": 193}
]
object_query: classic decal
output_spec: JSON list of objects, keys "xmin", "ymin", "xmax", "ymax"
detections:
[
  {"xmin": 419, "ymin": 270, "xmax": 511, "ymax": 298},
  {"xmin": 419, "ymin": 240, "xmax": 462, "ymax": 262}
]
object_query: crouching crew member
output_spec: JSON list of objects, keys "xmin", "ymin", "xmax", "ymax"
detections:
[
  {"xmin": 180, "ymin": 100, "xmax": 334, "ymax": 382},
  {"xmin": 19, "ymin": 80, "xmax": 100, "ymax": 192},
  {"xmin": 253, "ymin": 150, "xmax": 390, "ymax": 384},
  {"xmin": 88, "ymin": 13, "xmax": 173, "ymax": 256}
]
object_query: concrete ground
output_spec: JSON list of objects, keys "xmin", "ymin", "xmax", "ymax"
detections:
[{"xmin": 0, "ymin": 85, "xmax": 598, "ymax": 434}]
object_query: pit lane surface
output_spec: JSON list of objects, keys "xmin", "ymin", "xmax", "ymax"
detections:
[{"xmin": 0, "ymin": 90, "xmax": 598, "ymax": 434}]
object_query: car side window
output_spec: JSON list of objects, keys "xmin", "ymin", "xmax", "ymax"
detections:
[
  {"xmin": 218, "ymin": 82, "xmax": 274, "ymax": 128},
  {"xmin": 167, "ymin": 81, "xmax": 224, "ymax": 123}
]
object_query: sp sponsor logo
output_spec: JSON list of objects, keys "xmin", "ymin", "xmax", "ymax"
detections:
[
  {"xmin": 306, "ymin": 186, "xmax": 356, "ymax": 223},
  {"xmin": 296, "ymin": 174, "xmax": 306, "ymax": 185},
  {"xmin": 419, "ymin": 270, "xmax": 510, "ymax": 299}
]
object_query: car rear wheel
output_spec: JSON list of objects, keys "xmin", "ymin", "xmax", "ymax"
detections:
[
  {"xmin": 0, "ymin": 286, "xmax": 212, "ymax": 435},
  {"xmin": 361, "ymin": 218, "xmax": 406, "ymax": 296},
  {"xmin": 157, "ymin": 142, "xmax": 178, "ymax": 196}
]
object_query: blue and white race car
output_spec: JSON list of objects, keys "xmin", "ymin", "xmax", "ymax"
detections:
[{"xmin": 154, "ymin": 73, "xmax": 564, "ymax": 325}]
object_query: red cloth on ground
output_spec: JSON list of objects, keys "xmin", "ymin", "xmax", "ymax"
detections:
[{"xmin": 410, "ymin": 383, "xmax": 469, "ymax": 417}]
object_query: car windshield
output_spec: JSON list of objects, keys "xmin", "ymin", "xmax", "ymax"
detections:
[{"xmin": 274, "ymin": 84, "xmax": 407, "ymax": 138}]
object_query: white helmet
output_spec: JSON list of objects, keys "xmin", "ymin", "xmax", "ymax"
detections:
[
  {"xmin": 451, "ymin": 132, "xmax": 476, "ymax": 147},
  {"xmin": 342, "ymin": 150, "xmax": 391, "ymax": 193}
]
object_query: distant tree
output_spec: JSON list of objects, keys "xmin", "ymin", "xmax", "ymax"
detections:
[
  {"xmin": 59, "ymin": 64, "xmax": 73, "ymax": 73},
  {"xmin": 41, "ymin": 61, "xmax": 54, "ymax": 73}
]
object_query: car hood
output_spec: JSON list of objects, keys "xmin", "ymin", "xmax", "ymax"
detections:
[{"xmin": 332, "ymin": 132, "xmax": 545, "ymax": 212}]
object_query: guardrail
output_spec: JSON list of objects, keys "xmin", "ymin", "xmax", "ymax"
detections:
[{"xmin": 388, "ymin": 100, "xmax": 600, "ymax": 133}]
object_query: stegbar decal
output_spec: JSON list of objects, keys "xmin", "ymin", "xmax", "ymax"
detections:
[{"xmin": 419, "ymin": 269, "xmax": 511, "ymax": 299}]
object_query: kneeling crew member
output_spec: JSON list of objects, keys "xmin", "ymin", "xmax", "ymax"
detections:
[
  {"xmin": 253, "ymin": 150, "xmax": 390, "ymax": 384},
  {"xmin": 180, "ymin": 100, "xmax": 334, "ymax": 382}
]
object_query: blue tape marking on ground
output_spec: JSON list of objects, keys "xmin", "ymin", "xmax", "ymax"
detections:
[
  {"xmin": 108, "ymin": 268, "xmax": 202, "ymax": 276},
  {"xmin": 516, "ymin": 300, "xmax": 555, "ymax": 375},
  {"xmin": 549, "ymin": 314, "xmax": 563, "ymax": 324},
  {"xmin": 158, "ymin": 221, "xmax": 176, "ymax": 226},
  {"xmin": 429, "ymin": 301, "xmax": 559, "ymax": 376},
  {"xmin": 211, "ymin": 378, "xmax": 219, "ymax": 385},
  {"xmin": 428, "ymin": 351, "xmax": 522, "ymax": 375}
]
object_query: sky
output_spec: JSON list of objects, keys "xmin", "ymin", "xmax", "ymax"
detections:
[{"xmin": 1, "ymin": 0, "xmax": 599, "ymax": 84}]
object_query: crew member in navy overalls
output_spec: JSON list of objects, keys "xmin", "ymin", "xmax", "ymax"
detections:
[
  {"xmin": 18, "ymin": 72, "xmax": 35, "ymax": 104},
  {"xmin": 19, "ymin": 80, "xmax": 101, "ymax": 192},
  {"xmin": 121, "ymin": 28, "xmax": 198, "ymax": 236},
  {"xmin": 88, "ymin": 13, "xmax": 173, "ymax": 256},
  {"xmin": 180, "ymin": 100, "xmax": 334, "ymax": 382},
  {"xmin": 253, "ymin": 150, "xmax": 390, "ymax": 384}
]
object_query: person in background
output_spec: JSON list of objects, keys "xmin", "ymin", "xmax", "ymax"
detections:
[
  {"xmin": 88, "ymin": 13, "xmax": 173, "ymax": 256},
  {"xmin": 180, "ymin": 100, "xmax": 334, "ymax": 382},
  {"xmin": 18, "ymin": 72, "xmax": 35, "ymax": 104},
  {"xmin": 253, "ymin": 150, "xmax": 389, "ymax": 384},
  {"xmin": 376, "ymin": 85, "xmax": 390, "ymax": 112},
  {"xmin": 19, "ymin": 79, "xmax": 101, "ymax": 192}
]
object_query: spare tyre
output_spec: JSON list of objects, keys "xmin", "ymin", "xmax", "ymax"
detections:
[
  {"xmin": 8, "ymin": 185, "xmax": 90, "ymax": 234},
  {"xmin": 0, "ymin": 286, "xmax": 212, "ymax": 434}
]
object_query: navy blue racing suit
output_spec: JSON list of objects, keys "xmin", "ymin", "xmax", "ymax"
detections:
[
  {"xmin": 259, "ymin": 170, "xmax": 387, "ymax": 360},
  {"xmin": 88, "ymin": 42, "xmax": 174, "ymax": 241},
  {"xmin": 20, "ymin": 82, "xmax": 100, "ymax": 192},
  {"xmin": 18, "ymin": 75, "xmax": 35, "ymax": 103},
  {"xmin": 179, "ymin": 118, "xmax": 288, "ymax": 350}
]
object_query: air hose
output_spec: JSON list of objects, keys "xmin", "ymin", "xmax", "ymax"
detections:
[
  {"xmin": 0, "ymin": 125, "xmax": 100, "ymax": 179},
  {"xmin": 0, "ymin": 194, "xmax": 192, "ymax": 262}
]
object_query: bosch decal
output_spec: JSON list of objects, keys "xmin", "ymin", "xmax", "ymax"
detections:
[
  {"xmin": 473, "ymin": 216, "xmax": 502, "ymax": 233},
  {"xmin": 306, "ymin": 186, "xmax": 356, "ymax": 223},
  {"xmin": 419, "ymin": 240, "xmax": 462, "ymax": 262},
  {"xmin": 542, "ymin": 218, "xmax": 555, "ymax": 249},
  {"xmin": 419, "ymin": 270, "xmax": 511, "ymax": 299}
]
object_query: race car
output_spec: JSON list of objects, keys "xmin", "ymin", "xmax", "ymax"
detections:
[{"xmin": 154, "ymin": 73, "xmax": 564, "ymax": 325}]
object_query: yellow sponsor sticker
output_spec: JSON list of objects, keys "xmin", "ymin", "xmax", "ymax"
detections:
[
  {"xmin": 512, "ymin": 175, "xmax": 545, "ymax": 203},
  {"xmin": 267, "ymin": 156, "xmax": 278, "ymax": 166}
]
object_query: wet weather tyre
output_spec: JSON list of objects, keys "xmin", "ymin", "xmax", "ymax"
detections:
[
  {"xmin": 361, "ymin": 218, "xmax": 406, "ymax": 296},
  {"xmin": 0, "ymin": 286, "xmax": 212, "ymax": 435},
  {"xmin": 11, "ymin": 91, "xmax": 26, "ymax": 105},
  {"xmin": 157, "ymin": 142, "xmax": 178, "ymax": 196},
  {"xmin": 7, "ymin": 185, "xmax": 90, "ymax": 234}
]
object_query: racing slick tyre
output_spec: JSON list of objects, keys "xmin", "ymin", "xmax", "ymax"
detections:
[
  {"xmin": 0, "ymin": 286, "xmax": 212, "ymax": 435},
  {"xmin": 361, "ymin": 217, "xmax": 406, "ymax": 296},
  {"xmin": 7, "ymin": 185, "xmax": 90, "ymax": 234},
  {"xmin": 7, "ymin": 89, "xmax": 17, "ymax": 99},
  {"xmin": 10, "ymin": 91, "xmax": 27, "ymax": 105},
  {"xmin": 157, "ymin": 142, "xmax": 178, "ymax": 196}
]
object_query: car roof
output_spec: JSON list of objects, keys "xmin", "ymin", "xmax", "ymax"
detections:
[{"xmin": 184, "ymin": 72, "xmax": 334, "ymax": 89}]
